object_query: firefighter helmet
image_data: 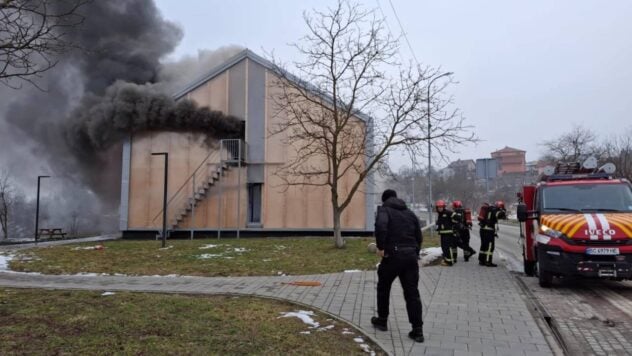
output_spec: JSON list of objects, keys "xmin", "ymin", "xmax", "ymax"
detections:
[
  {"xmin": 495, "ymin": 201, "xmax": 505, "ymax": 209},
  {"xmin": 452, "ymin": 200, "xmax": 463, "ymax": 209},
  {"xmin": 435, "ymin": 200, "xmax": 446, "ymax": 208}
]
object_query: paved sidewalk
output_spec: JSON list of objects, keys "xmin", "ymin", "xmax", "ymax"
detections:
[{"xmin": 0, "ymin": 234, "xmax": 556, "ymax": 355}]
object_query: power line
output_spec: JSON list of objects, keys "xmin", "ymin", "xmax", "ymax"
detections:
[{"xmin": 386, "ymin": 0, "xmax": 421, "ymax": 67}]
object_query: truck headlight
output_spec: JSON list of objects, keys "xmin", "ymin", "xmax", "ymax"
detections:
[{"xmin": 540, "ymin": 224, "xmax": 564, "ymax": 239}]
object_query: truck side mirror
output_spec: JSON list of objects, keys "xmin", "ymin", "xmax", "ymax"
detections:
[{"xmin": 517, "ymin": 204, "xmax": 528, "ymax": 222}]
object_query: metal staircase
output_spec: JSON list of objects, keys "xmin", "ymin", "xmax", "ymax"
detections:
[{"xmin": 151, "ymin": 139, "xmax": 245, "ymax": 233}]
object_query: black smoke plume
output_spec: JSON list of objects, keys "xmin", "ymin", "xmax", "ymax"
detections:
[
  {"xmin": 67, "ymin": 81, "xmax": 243, "ymax": 158},
  {"xmin": 0, "ymin": 0, "xmax": 244, "ymax": 235}
]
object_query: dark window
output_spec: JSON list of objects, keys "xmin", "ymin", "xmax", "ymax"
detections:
[{"xmin": 248, "ymin": 183, "xmax": 262, "ymax": 223}]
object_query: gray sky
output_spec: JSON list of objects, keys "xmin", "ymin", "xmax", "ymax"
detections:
[{"xmin": 155, "ymin": 0, "xmax": 632, "ymax": 169}]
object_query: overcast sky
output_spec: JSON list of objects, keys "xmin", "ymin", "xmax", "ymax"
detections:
[{"xmin": 155, "ymin": 0, "xmax": 632, "ymax": 170}]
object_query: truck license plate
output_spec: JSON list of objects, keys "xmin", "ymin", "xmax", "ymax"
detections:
[{"xmin": 586, "ymin": 248, "xmax": 620, "ymax": 255}]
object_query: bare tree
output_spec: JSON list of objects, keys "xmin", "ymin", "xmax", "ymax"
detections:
[
  {"xmin": 601, "ymin": 128, "xmax": 632, "ymax": 181},
  {"xmin": 0, "ymin": 0, "xmax": 86, "ymax": 88},
  {"xmin": 0, "ymin": 170, "xmax": 16, "ymax": 239},
  {"xmin": 270, "ymin": 0, "xmax": 475, "ymax": 248},
  {"xmin": 540, "ymin": 125, "xmax": 600, "ymax": 162}
]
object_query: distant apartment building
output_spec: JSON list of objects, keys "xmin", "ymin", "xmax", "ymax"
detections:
[
  {"xmin": 449, "ymin": 159, "xmax": 475, "ymax": 174},
  {"xmin": 526, "ymin": 160, "xmax": 552, "ymax": 175},
  {"xmin": 491, "ymin": 146, "xmax": 526, "ymax": 175}
]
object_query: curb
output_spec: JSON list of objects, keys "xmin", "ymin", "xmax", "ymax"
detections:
[{"xmin": 512, "ymin": 273, "xmax": 567, "ymax": 356}]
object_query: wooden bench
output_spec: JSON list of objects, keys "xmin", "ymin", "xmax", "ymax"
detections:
[{"xmin": 38, "ymin": 228, "xmax": 67, "ymax": 240}]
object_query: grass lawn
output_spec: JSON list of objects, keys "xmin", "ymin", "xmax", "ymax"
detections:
[
  {"xmin": 8, "ymin": 235, "xmax": 439, "ymax": 277},
  {"xmin": 0, "ymin": 288, "xmax": 385, "ymax": 355}
]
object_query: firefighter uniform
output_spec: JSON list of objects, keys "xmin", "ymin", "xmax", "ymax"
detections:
[
  {"xmin": 478, "ymin": 203, "xmax": 507, "ymax": 267},
  {"xmin": 453, "ymin": 207, "xmax": 476, "ymax": 261},
  {"xmin": 436, "ymin": 204, "xmax": 459, "ymax": 266}
]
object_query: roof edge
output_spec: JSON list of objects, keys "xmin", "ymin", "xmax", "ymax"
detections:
[{"xmin": 171, "ymin": 49, "xmax": 371, "ymax": 123}]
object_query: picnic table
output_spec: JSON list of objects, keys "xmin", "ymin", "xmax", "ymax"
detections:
[{"xmin": 38, "ymin": 228, "xmax": 67, "ymax": 240}]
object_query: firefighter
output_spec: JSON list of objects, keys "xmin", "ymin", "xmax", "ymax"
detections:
[
  {"xmin": 478, "ymin": 201, "xmax": 507, "ymax": 267},
  {"xmin": 435, "ymin": 200, "xmax": 459, "ymax": 266},
  {"xmin": 452, "ymin": 201, "xmax": 476, "ymax": 261}
]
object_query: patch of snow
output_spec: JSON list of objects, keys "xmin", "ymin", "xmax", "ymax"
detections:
[
  {"xmin": 159, "ymin": 245, "xmax": 173, "ymax": 250},
  {"xmin": 342, "ymin": 331, "xmax": 354, "ymax": 335},
  {"xmin": 278, "ymin": 310, "xmax": 319, "ymax": 328},
  {"xmin": 359, "ymin": 344, "xmax": 374, "ymax": 355},
  {"xmin": 101, "ymin": 291, "xmax": 116, "ymax": 296},
  {"xmin": 498, "ymin": 251, "xmax": 521, "ymax": 272},
  {"xmin": 317, "ymin": 325, "xmax": 335, "ymax": 331},
  {"xmin": 300, "ymin": 331, "xmax": 311, "ymax": 335},
  {"xmin": 275, "ymin": 245, "xmax": 287, "ymax": 250},
  {"xmin": 262, "ymin": 259, "xmax": 272, "ymax": 262},
  {"xmin": 344, "ymin": 269, "xmax": 362, "ymax": 273},
  {"xmin": 233, "ymin": 247, "xmax": 248, "ymax": 253},
  {"xmin": 420, "ymin": 247, "xmax": 443, "ymax": 266},
  {"xmin": 224, "ymin": 256, "xmax": 234, "ymax": 259},
  {"xmin": 199, "ymin": 244, "xmax": 219, "ymax": 250},
  {"xmin": 76, "ymin": 272, "xmax": 100, "ymax": 276},
  {"xmin": 198, "ymin": 254, "xmax": 223, "ymax": 259},
  {"xmin": 353, "ymin": 337, "xmax": 364, "ymax": 343},
  {"xmin": 72, "ymin": 245, "xmax": 105, "ymax": 251},
  {"xmin": 0, "ymin": 254, "xmax": 13, "ymax": 271}
]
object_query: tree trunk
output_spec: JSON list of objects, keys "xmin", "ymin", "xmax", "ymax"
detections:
[{"xmin": 333, "ymin": 207, "xmax": 345, "ymax": 248}]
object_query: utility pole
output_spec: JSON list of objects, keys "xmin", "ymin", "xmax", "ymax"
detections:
[
  {"xmin": 34, "ymin": 175, "xmax": 50, "ymax": 242},
  {"xmin": 151, "ymin": 152, "xmax": 168, "ymax": 248}
]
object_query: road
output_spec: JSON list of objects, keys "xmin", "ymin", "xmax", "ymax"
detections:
[{"xmin": 484, "ymin": 223, "xmax": 632, "ymax": 355}]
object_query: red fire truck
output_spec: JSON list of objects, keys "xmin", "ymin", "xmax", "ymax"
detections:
[{"xmin": 517, "ymin": 159, "xmax": 632, "ymax": 287}]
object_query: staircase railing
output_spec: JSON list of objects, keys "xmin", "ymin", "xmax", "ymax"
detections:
[
  {"xmin": 150, "ymin": 149, "xmax": 221, "ymax": 229},
  {"xmin": 149, "ymin": 139, "xmax": 247, "ymax": 232}
]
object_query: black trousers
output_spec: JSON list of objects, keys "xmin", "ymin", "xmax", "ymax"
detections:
[
  {"xmin": 376, "ymin": 251, "xmax": 423, "ymax": 328},
  {"xmin": 479, "ymin": 229, "xmax": 495, "ymax": 264},
  {"xmin": 440, "ymin": 233, "xmax": 457, "ymax": 263},
  {"xmin": 456, "ymin": 229, "xmax": 475, "ymax": 255}
]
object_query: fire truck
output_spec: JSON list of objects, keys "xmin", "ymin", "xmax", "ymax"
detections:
[{"xmin": 517, "ymin": 158, "xmax": 632, "ymax": 287}]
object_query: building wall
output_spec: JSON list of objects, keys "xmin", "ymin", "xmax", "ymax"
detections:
[
  {"xmin": 125, "ymin": 57, "xmax": 366, "ymax": 230},
  {"xmin": 492, "ymin": 150, "xmax": 526, "ymax": 175}
]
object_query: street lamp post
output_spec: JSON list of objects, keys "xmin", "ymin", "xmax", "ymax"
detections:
[
  {"xmin": 427, "ymin": 71, "xmax": 453, "ymax": 234},
  {"xmin": 152, "ymin": 152, "xmax": 168, "ymax": 248},
  {"xmin": 34, "ymin": 175, "xmax": 50, "ymax": 242}
]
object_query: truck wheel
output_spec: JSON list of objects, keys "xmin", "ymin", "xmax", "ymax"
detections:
[
  {"xmin": 524, "ymin": 259, "xmax": 535, "ymax": 277},
  {"xmin": 537, "ymin": 261, "xmax": 553, "ymax": 288}
]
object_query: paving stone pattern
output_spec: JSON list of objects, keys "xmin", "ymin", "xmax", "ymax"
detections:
[{"xmin": 520, "ymin": 276, "xmax": 632, "ymax": 356}]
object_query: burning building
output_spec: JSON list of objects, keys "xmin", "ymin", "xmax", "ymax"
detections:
[{"xmin": 119, "ymin": 50, "xmax": 374, "ymax": 236}]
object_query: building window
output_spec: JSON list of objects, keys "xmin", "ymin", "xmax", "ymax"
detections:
[{"xmin": 248, "ymin": 183, "xmax": 262, "ymax": 224}]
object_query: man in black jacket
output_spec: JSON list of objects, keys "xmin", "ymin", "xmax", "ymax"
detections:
[{"xmin": 371, "ymin": 189, "xmax": 424, "ymax": 343}]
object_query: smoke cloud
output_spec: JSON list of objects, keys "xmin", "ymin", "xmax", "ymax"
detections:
[{"xmin": 0, "ymin": 0, "xmax": 245, "ymax": 236}]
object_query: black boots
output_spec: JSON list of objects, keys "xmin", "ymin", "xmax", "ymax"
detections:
[
  {"xmin": 373, "ymin": 317, "xmax": 424, "ymax": 343},
  {"xmin": 408, "ymin": 327, "xmax": 424, "ymax": 342},
  {"xmin": 464, "ymin": 250, "xmax": 476, "ymax": 262},
  {"xmin": 371, "ymin": 316, "xmax": 388, "ymax": 331}
]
